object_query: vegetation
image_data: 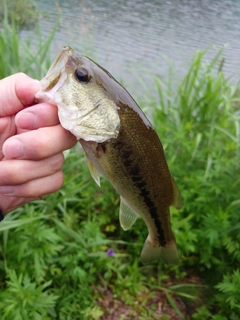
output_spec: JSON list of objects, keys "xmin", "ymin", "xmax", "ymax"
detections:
[
  {"xmin": 0, "ymin": 13, "xmax": 55, "ymax": 79},
  {"xmin": 0, "ymin": 0, "xmax": 38, "ymax": 28},
  {"xmin": 0, "ymin": 15, "xmax": 240, "ymax": 320}
]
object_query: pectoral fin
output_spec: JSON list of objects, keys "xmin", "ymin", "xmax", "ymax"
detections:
[
  {"xmin": 119, "ymin": 196, "xmax": 138, "ymax": 230},
  {"xmin": 87, "ymin": 158, "xmax": 101, "ymax": 187},
  {"xmin": 171, "ymin": 176, "xmax": 183, "ymax": 210}
]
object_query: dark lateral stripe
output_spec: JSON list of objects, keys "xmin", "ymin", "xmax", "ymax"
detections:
[
  {"xmin": 115, "ymin": 139, "xmax": 166, "ymax": 246},
  {"xmin": 0, "ymin": 210, "xmax": 4, "ymax": 222},
  {"xmin": 130, "ymin": 165, "xmax": 167, "ymax": 246}
]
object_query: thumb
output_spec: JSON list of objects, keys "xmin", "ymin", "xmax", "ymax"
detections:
[{"xmin": 0, "ymin": 73, "xmax": 40, "ymax": 117}]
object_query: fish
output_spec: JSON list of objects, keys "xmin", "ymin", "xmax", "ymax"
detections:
[{"xmin": 35, "ymin": 46, "xmax": 183, "ymax": 264}]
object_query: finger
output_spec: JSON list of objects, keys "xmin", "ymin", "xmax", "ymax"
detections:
[
  {"xmin": 0, "ymin": 195, "xmax": 38, "ymax": 214},
  {"xmin": 3, "ymin": 124, "xmax": 77, "ymax": 160},
  {"xmin": 0, "ymin": 171, "xmax": 64, "ymax": 198},
  {"xmin": 15, "ymin": 103, "xmax": 59, "ymax": 131},
  {"xmin": 0, "ymin": 73, "xmax": 40, "ymax": 117},
  {"xmin": 0, "ymin": 116, "xmax": 15, "ymax": 159},
  {"xmin": 0, "ymin": 153, "xmax": 64, "ymax": 186}
]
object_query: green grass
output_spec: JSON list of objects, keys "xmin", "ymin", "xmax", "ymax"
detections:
[
  {"xmin": 0, "ymin": 0, "xmax": 39, "ymax": 28},
  {"xmin": 0, "ymin": 17, "xmax": 240, "ymax": 320},
  {"xmin": 0, "ymin": 10, "xmax": 56, "ymax": 80}
]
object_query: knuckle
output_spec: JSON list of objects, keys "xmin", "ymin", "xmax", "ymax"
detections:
[
  {"xmin": 0, "ymin": 166, "xmax": 18, "ymax": 185},
  {"xmin": 23, "ymin": 171, "xmax": 64, "ymax": 197},
  {"xmin": 34, "ymin": 137, "xmax": 48, "ymax": 158},
  {"xmin": 48, "ymin": 153, "xmax": 65, "ymax": 173},
  {"xmin": 55, "ymin": 153, "xmax": 65, "ymax": 169},
  {"xmin": 46, "ymin": 171, "xmax": 64, "ymax": 193},
  {"xmin": 55, "ymin": 171, "xmax": 64, "ymax": 190},
  {"xmin": 26, "ymin": 133, "xmax": 51, "ymax": 159}
]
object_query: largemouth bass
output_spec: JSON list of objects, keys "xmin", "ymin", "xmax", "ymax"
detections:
[{"xmin": 35, "ymin": 46, "xmax": 183, "ymax": 264}]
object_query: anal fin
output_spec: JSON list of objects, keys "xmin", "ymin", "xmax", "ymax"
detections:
[{"xmin": 119, "ymin": 196, "xmax": 138, "ymax": 231}]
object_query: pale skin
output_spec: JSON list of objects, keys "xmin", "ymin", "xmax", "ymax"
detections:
[{"xmin": 0, "ymin": 73, "xmax": 77, "ymax": 214}]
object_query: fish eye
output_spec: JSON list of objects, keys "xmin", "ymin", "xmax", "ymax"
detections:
[{"xmin": 75, "ymin": 68, "xmax": 90, "ymax": 83}]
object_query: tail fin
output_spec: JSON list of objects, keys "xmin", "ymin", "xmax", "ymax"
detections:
[{"xmin": 140, "ymin": 236, "xmax": 179, "ymax": 265}]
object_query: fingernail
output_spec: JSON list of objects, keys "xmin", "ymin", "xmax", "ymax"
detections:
[
  {"xmin": 0, "ymin": 186, "xmax": 14, "ymax": 195},
  {"xmin": 3, "ymin": 139, "xmax": 24, "ymax": 158},
  {"xmin": 16, "ymin": 112, "xmax": 36, "ymax": 129}
]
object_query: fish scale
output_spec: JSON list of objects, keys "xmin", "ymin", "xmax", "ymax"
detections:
[
  {"xmin": 35, "ymin": 46, "xmax": 183, "ymax": 264},
  {"xmin": 93, "ymin": 105, "xmax": 174, "ymax": 244}
]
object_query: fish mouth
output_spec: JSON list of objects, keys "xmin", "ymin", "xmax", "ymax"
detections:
[
  {"xmin": 40, "ymin": 46, "xmax": 75, "ymax": 92},
  {"xmin": 35, "ymin": 46, "xmax": 76, "ymax": 104},
  {"xmin": 46, "ymin": 47, "xmax": 74, "ymax": 77}
]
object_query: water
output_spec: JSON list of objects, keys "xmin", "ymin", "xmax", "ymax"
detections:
[{"xmin": 26, "ymin": 0, "xmax": 240, "ymax": 92}]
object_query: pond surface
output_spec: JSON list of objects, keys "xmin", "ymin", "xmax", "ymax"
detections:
[{"xmin": 29, "ymin": 0, "xmax": 240, "ymax": 92}]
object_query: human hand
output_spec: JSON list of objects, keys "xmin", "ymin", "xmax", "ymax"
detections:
[{"xmin": 0, "ymin": 73, "xmax": 77, "ymax": 214}]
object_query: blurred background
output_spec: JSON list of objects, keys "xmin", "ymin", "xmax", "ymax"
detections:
[{"xmin": 22, "ymin": 0, "xmax": 240, "ymax": 91}]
